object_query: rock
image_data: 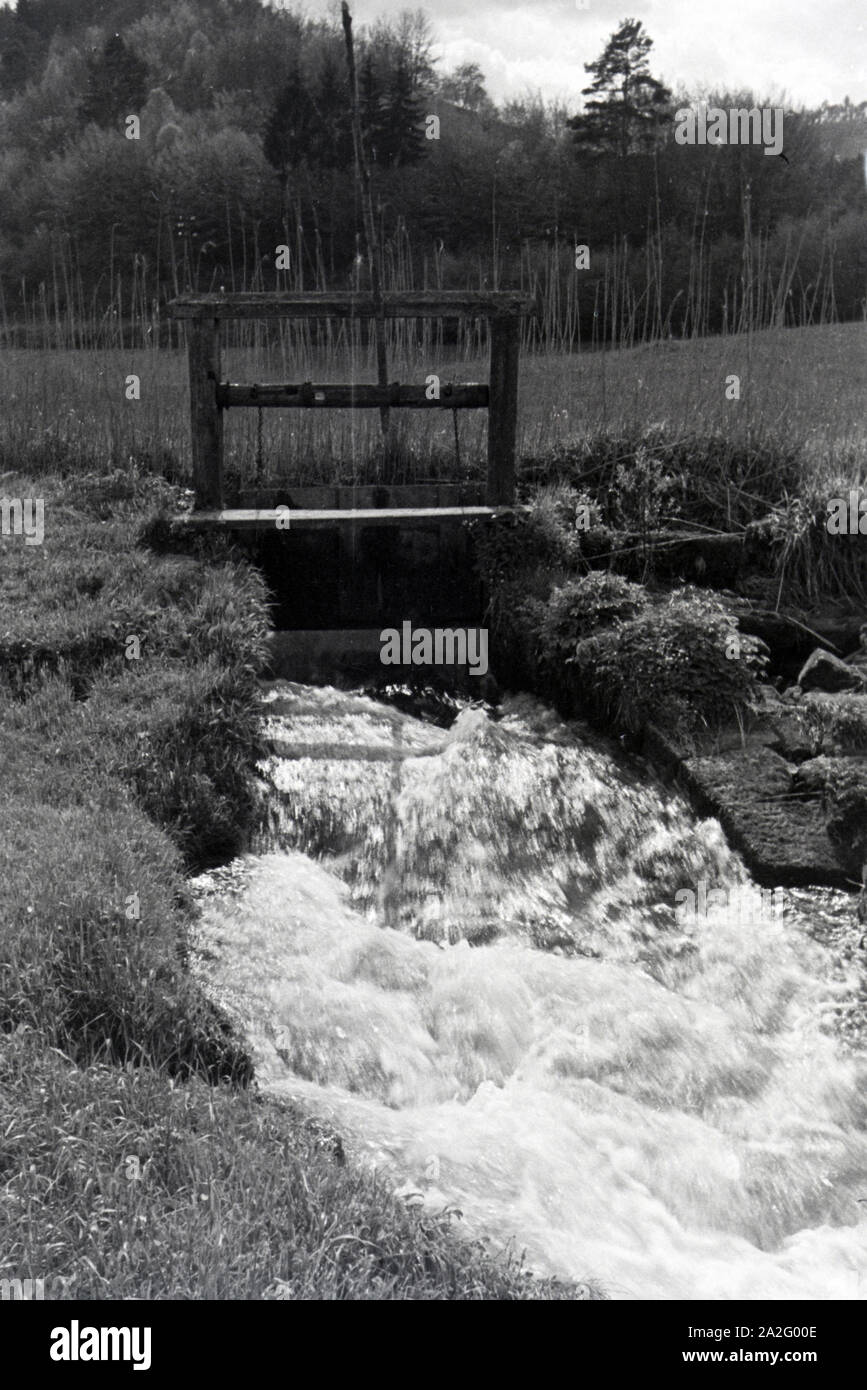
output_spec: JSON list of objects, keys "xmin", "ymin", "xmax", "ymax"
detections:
[
  {"xmin": 769, "ymin": 709, "xmax": 817, "ymax": 761},
  {"xmin": 826, "ymin": 783, "xmax": 867, "ymax": 881},
  {"xmin": 790, "ymin": 758, "xmax": 867, "ymax": 880},
  {"xmin": 796, "ymin": 648, "xmax": 867, "ymax": 694},
  {"xmin": 680, "ymin": 746, "xmax": 849, "ymax": 888}
]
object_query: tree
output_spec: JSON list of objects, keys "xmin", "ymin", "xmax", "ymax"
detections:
[
  {"xmin": 391, "ymin": 7, "xmax": 436, "ymax": 93},
  {"xmin": 263, "ymin": 65, "xmax": 317, "ymax": 176},
  {"xmin": 380, "ymin": 57, "xmax": 424, "ymax": 168},
  {"xmin": 80, "ymin": 33, "xmax": 149, "ymax": 128},
  {"xmin": 440, "ymin": 62, "xmax": 493, "ymax": 116},
  {"xmin": 369, "ymin": 8, "xmax": 436, "ymax": 95},
  {"xmin": 568, "ymin": 18, "xmax": 671, "ymax": 159},
  {"xmin": 358, "ymin": 52, "xmax": 386, "ymax": 164},
  {"xmin": 309, "ymin": 49, "xmax": 353, "ymax": 169}
]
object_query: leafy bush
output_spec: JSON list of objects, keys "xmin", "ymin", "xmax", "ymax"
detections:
[
  {"xmin": 571, "ymin": 587, "xmax": 767, "ymax": 738},
  {"xmin": 824, "ymin": 766, "xmax": 867, "ymax": 879},
  {"xmin": 797, "ymin": 692, "xmax": 867, "ymax": 755},
  {"xmin": 538, "ymin": 572, "xmax": 647, "ymax": 670},
  {"xmin": 473, "ymin": 488, "xmax": 583, "ymax": 589},
  {"xmin": 608, "ymin": 443, "xmax": 683, "ymax": 534}
]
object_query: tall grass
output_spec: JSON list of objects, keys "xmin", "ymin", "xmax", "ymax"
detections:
[
  {"xmin": 1, "ymin": 323, "xmax": 863, "ymax": 502},
  {"xmin": 1, "ymin": 212, "xmax": 857, "ymax": 353},
  {"xmin": 0, "ymin": 222, "xmax": 863, "ymax": 553}
]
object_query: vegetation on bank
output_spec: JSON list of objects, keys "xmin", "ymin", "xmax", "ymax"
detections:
[
  {"xmin": 473, "ymin": 424, "xmax": 866, "ymax": 890},
  {"xmin": 474, "ymin": 421, "xmax": 867, "ymax": 742},
  {"xmin": 0, "ymin": 467, "xmax": 593, "ymax": 1300}
]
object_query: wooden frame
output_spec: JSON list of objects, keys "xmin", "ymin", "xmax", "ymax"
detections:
[{"xmin": 168, "ymin": 291, "xmax": 531, "ymax": 511}]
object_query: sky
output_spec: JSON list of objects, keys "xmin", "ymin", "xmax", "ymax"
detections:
[{"xmin": 311, "ymin": 0, "xmax": 866, "ymax": 111}]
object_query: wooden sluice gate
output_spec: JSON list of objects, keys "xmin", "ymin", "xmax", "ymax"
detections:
[
  {"xmin": 168, "ymin": 289, "xmax": 532, "ymax": 520},
  {"xmin": 168, "ymin": 291, "xmax": 532, "ymax": 652}
]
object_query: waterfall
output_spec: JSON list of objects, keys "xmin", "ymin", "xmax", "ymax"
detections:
[{"xmin": 190, "ymin": 682, "xmax": 867, "ymax": 1300}]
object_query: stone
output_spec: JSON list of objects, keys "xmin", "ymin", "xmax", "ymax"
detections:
[
  {"xmin": 680, "ymin": 746, "xmax": 849, "ymax": 887},
  {"xmin": 796, "ymin": 648, "xmax": 867, "ymax": 694}
]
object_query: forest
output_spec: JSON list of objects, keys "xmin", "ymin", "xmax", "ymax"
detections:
[{"xmin": 0, "ymin": 0, "xmax": 865, "ymax": 346}]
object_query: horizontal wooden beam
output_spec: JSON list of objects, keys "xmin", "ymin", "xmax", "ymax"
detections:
[
  {"xmin": 215, "ymin": 382, "xmax": 489, "ymax": 409},
  {"xmin": 237, "ymin": 484, "xmax": 486, "ymax": 509},
  {"xmin": 177, "ymin": 505, "xmax": 519, "ymax": 531},
  {"xmin": 169, "ymin": 291, "xmax": 534, "ymax": 321}
]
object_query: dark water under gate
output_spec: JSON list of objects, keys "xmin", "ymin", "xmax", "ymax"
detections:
[{"xmin": 190, "ymin": 683, "xmax": 867, "ymax": 1300}]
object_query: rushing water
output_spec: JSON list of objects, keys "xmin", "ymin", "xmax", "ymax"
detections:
[{"xmin": 191, "ymin": 682, "xmax": 867, "ymax": 1300}]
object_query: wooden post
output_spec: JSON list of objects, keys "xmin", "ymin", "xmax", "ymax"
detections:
[
  {"xmin": 486, "ymin": 315, "xmax": 520, "ymax": 506},
  {"xmin": 187, "ymin": 316, "xmax": 223, "ymax": 509},
  {"xmin": 341, "ymin": 3, "xmax": 391, "ymax": 446}
]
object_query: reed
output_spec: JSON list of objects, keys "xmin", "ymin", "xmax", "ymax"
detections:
[{"xmin": 0, "ymin": 219, "xmax": 861, "ymax": 506}]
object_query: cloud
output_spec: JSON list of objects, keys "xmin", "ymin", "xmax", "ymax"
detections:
[{"xmin": 331, "ymin": 0, "xmax": 866, "ymax": 109}]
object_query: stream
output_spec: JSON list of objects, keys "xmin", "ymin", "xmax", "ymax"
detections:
[{"xmin": 190, "ymin": 682, "xmax": 867, "ymax": 1300}]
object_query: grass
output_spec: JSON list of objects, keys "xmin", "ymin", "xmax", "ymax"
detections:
[
  {"xmin": 1, "ymin": 322, "xmax": 863, "ymax": 495},
  {"xmin": 1, "ymin": 1030, "xmax": 585, "ymax": 1300},
  {"xmin": 0, "ymin": 467, "xmax": 594, "ymax": 1300}
]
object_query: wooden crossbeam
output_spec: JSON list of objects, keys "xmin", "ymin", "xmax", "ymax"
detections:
[
  {"xmin": 216, "ymin": 382, "xmax": 489, "ymax": 409},
  {"xmin": 169, "ymin": 291, "xmax": 533, "ymax": 321},
  {"xmin": 178, "ymin": 505, "xmax": 516, "ymax": 531}
]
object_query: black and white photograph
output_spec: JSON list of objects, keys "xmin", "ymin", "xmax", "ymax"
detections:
[{"xmin": 0, "ymin": 0, "xmax": 865, "ymax": 1354}]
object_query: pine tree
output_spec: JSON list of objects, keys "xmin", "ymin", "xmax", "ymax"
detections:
[
  {"xmin": 568, "ymin": 18, "xmax": 671, "ymax": 159},
  {"xmin": 380, "ymin": 57, "xmax": 424, "ymax": 168},
  {"xmin": 263, "ymin": 65, "xmax": 317, "ymax": 175},
  {"xmin": 310, "ymin": 50, "xmax": 353, "ymax": 169},
  {"xmin": 80, "ymin": 33, "xmax": 149, "ymax": 128},
  {"xmin": 359, "ymin": 51, "xmax": 386, "ymax": 164}
]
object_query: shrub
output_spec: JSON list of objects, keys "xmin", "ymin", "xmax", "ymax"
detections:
[
  {"xmin": 521, "ymin": 428, "xmax": 806, "ymax": 532},
  {"xmin": 797, "ymin": 692, "xmax": 867, "ymax": 755},
  {"xmin": 538, "ymin": 572, "xmax": 647, "ymax": 670},
  {"xmin": 608, "ymin": 443, "xmax": 683, "ymax": 534},
  {"xmin": 571, "ymin": 588, "xmax": 767, "ymax": 738},
  {"xmin": 825, "ymin": 766, "xmax": 867, "ymax": 878},
  {"xmin": 473, "ymin": 490, "xmax": 580, "ymax": 589}
]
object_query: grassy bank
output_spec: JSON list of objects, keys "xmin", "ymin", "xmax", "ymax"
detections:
[{"xmin": 0, "ymin": 468, "xmax": 589, "ymax": 1300}]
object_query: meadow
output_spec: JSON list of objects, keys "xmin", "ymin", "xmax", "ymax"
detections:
[{"xmin": 1, "ymin": 321, "xmax": 863, "ymax": 493}]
